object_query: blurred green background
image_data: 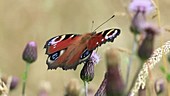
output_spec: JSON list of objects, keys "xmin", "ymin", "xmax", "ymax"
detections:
[{"xmin": 0, "ymin": 0, "xmax": 170, "ymax": 95}]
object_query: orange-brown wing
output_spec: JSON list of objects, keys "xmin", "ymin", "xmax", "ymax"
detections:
[
  {"xmin": 87, "ymin": 28, "xmax": 120, "ymax": 50},
  {"xmin": 45, "ymin": 33, "xmax": 93, "ymax": 70}
]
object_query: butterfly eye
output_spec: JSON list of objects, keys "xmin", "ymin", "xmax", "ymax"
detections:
[
  {"xmin": 50, "ymin": 52, "xmax": 59, "ymax": 60},
  {"xmin": 80, "ymin": 49, "xmax": 92, "ymax": 61},
  {"xmin": 47, "ymin": 50, "xmax": 65, "ymax": 64}
]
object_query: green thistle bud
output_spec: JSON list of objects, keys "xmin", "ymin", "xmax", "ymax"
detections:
[{"xmin": 22, "ymin": 41, "xmax": 37, "ymax": 63}]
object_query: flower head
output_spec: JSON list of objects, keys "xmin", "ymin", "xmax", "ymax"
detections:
[
  {"xmin": 22, "ymin": 41, "xmax": 37, "ymax": 63},
  {"xmin": 1, "ymin": 75, "xmax": 19, "ymax": 91},
  {"xmin": 90, "ymin": 51, "xmax": 100, "ymax": 64},
  {"xmin": 9, "ymin": 76, "xmax": 19, "ymax": 91},
  {"xmin": 80, "ymin": 52, "xmax": 99, "ymax": 82},
  {"xmin": 154, "ymin": 78, "xmax": 165, "ymax": 95},
  {"xmin": 129, "ymin": 0, "xmax": 155, "ymax": 14}
]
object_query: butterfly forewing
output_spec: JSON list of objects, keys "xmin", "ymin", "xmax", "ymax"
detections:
[
  {"xmin": 45, "ymin": 34, "xmax": 80, "ymax": 55},
  {"xmin": 87, "ymin": 28, "xmax": 120, "ymax": 50}
]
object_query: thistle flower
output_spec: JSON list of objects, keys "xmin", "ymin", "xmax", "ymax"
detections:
[
  {"xmin": 138, "ymin": 24, "xmax": 160, "ymax": 60},
  {"xmin": 10, "ymin": 76, "xmax": 19, "ymax": 91},
  {"xmin": 80, "ymin": 52, "xmax": 99, "ymax": 82},
  {"xmin": 129, "ymin": 0, "xmax": 154, "ymax": 14},
  {"xmin": 130, "ymin": 10, "xmax": 146, "ymax": 34},
  {"xmin": 22, "ymin": 41, "xmax": 37, "ymax": 63},
  {"xmin": 129, "ymin": 0, "xmax": 155, "ymax": 34},
  {"xmin": 1, "ymin": 75, "xmax": 19, "ymax": 91},
  {"xmin": 154, "ymin": 78, "xmax": 165, "ymax": 95},
  {"xmin": 65, "ymin": 79, "xmax": 80, "ymax": 96},
  {"xmin": 105, "ymin": 48, "xmax": 124, "ymax": 96},
  {"xmin": 22, "ymin": 41, "xmax": 37, "ymax": 96}
]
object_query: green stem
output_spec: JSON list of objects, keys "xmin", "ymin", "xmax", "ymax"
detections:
[
  {"xmin": 84, "ymin": 81, "xmax": 88, "ymax": 96},
  {"xmin": 125, "ymin": 35, "xmax": 138, "ymax": 88},
  {"xmin": 22, "ymin": 63, "xmax": 30, "ymax": 96}
]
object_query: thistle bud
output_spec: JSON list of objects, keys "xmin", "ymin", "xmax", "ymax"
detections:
[
  {"xmin": 130, "ymin": 11, "xmax": 146, "ymax": 34},
  {"xmin": 9, "ymin": 76, "xmax": 19, "ymax": 90},
  {"xmin": 138, "ymin": 32, "xmax": 154, "ymax": 60},
  {"xmin": 80, "ymin": 52, "xmax": 99, "ymax": 82},
  {"xmin": 65, "ymin": 79, "xmax": 80, "ymax": 96},
  {"xmin": 1, "ymin": 75, "xmax": 19, "ymax": 91},
  {"xmin": 154, "ymin": 78, "xmax": 165, "ymax": 95},
  {"xmin": 80, "ymin": 60, "xmax": 94, "ymax": 82},
  {"xmin": 105, "ymin": 48, "xmax": 124, "ymax": 96},
  {"xmin": 138, "ymin": 24, "xmax": 160, "ymax": 60},
  {"xmin": 22, "ymin": 41, "xmax": 37, "ymax": 63}
]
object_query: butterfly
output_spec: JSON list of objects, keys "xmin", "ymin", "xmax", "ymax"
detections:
[{"xmin": 44, "ymin": 28, "xmax": 121, "ymax": 70}]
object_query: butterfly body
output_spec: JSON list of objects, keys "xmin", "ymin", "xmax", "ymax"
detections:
[{"xmin": 44, "ymin": 28, "xmax": 121, "ymax": 70}]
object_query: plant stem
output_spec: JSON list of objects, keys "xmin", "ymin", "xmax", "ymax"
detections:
[
  {"xmin": 84, "ymin": 81, "xmax": 88, "ymax": 96},
  {"xmin": 125, "ymin": 35, "xmax": 138, "ymax": 88},
  {"xmin": 22, "ymin": 63, "xmax": 30, "ymax": 96}
]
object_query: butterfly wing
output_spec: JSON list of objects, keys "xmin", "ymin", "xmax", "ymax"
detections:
[
  {"xmin": 44, "ymin": 33, "xmax": 93, "ymax": 70},
  {"xmin": 44, "ymin": 34, "xmax": 80, "ymax": 55},
  {"xmin": 87, "ymin": 28, "xmax": 120, "ymax": 50},
  {"xmin": 44, "ymin": 28, "xmax": 121, "ymax": 70}
]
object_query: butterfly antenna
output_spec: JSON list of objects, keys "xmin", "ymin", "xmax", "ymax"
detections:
[
  {"xmin": 93, "ymin": 15, "xmax": 115, "ymax": 32},
  {"xmin": 91, "ymin": 21, "xmax": 94, "ymax": 32}
]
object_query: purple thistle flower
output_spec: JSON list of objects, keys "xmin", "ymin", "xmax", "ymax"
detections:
[
  {"xmin": 154, "ymin": 78, "xmax": 165, "ymax": 95},
  {"xmin": 130, "ymin": 10, "xmax": 146, "ymax": 34},
  {"xmin": 10, "ymin": 76, "xmax": 19, "ymax": 91},
  {"xmin": 129, "ymin": 0, "xmax": 155, "ymax": 14},
  {"xmin": 22, "ymin": 41, "xmax": 37, "ymax": 63},
  {"xmin": 80, "ymin": 52, "xmax": 100, "ymax": 82},
  {"xmin": 1, "ymin": 75, "xmax": 19, "ymax": 91}
]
